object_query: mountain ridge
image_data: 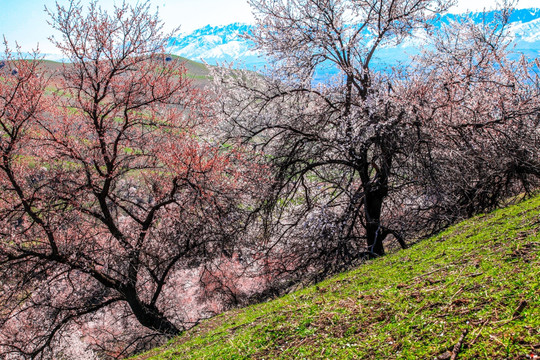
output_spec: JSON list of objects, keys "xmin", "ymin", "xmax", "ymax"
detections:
[
  {"xmin": 167, "ymin": 8, "xmax": 540, "ymax": 73},
  {"xmin": 36, "ymin": 8, "xmax": 540, "ymax": 75}
]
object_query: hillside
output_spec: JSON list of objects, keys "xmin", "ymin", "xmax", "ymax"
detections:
[
  {"xmin": 31, "ymin": 56, "xmax": 212, "ymax": 86},
  {"xmin": 133, "ymin": 194, "xmax": 540, "ymax": 359}
]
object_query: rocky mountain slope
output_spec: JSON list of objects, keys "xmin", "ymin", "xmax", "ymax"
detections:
[{"xmin": 167, "ymin": 8, "xmax": 540, "ymax": 75}]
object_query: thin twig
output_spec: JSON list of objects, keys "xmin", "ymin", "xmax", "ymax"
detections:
[
  {"xmin": 411, "ymin": 266, "xmax": 446, "ymax": 281},
  {"xmin": 448, "ymin": 286, "xmax": 465, "ymax": 305},
  {"xmin": 512, "ymin": 300, "xmax": 527, "ymax": 318},
  {"xmin": 493, "ymin": 299, "xmax": 528, "ymax": 327},
  {"xmin": 450, "ymin": 328, "xmax": 468, "ymax": 360},
  {"xmin": 469, "ymin": 319, "xmax": 489, "ymax": 345}
]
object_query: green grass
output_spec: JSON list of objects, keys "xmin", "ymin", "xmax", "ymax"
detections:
[
  {"xmin": 132, "ymin": 197, "xmax": 540, "ymax": 359},
  {"xmin": 37, "ymin": 56, "xmax": 213, "ymax": 84},
  {"xmin": 170, "ymin": 55, "xmax": 211, "ymax": 75}
]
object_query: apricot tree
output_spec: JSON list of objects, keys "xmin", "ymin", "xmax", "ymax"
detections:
[
  {"xmin": 213, "ymin": 0, "xmax": 540, "ymax": 283},
  {"xmin": 0, "ymin": 1, "xmax": 264, "ymax": 358}
]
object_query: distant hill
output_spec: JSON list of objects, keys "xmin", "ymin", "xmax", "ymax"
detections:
[
  {"xmin": 132, "ymin": 193, "xmax": 540, "ymax": 359},
  {"xmin": 13, "ymin": 56, "xmax": 213, "ymax": 87},
  {"xmin": 167, "ymin": 55, "xmax": 212, "ymax": 86}
]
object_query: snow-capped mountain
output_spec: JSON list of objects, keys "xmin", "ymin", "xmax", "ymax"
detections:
[
  {"xmin": 439, "ymin": 8, "xmax": 540, "ymax": 58},
  {"xmin": 168, "ymin": 23, "xmax": 263, "ymax": 69},
  {"xmin": 168, "ymin": 8, "xmax": 540, "ymax": 73},
  {"xmin": 508, "ymin": 9, "xmax": 540, "ymax": 54}
]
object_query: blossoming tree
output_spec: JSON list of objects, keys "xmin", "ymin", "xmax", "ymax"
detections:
[
  {"xmin": 0, "ymin": 1, "xmax": 265, "ymax": 358},
  {"xmin": 213, "ymin": 0, "xmax": 540, "ymax": 283}
]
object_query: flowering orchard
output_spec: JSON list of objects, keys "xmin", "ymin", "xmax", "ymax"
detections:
[
  {"xmin": 0, "ymin": 1, "xmax": 268, "ymax": 358},
  {"xmin": 213, "ymin": 0, "xmax": 540, "ymax": 286},
  {"xmin": 1, "ymin": 0, "xmax": 540, "ymax": 358}
]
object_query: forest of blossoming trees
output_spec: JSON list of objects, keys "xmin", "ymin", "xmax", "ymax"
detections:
[{"xmin": 0, "ymin": 0, "xmax": 539, "ymax": 358}]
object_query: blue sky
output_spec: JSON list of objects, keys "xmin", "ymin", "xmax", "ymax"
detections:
[
  {"xmin": 0, "ymin": 0, "xmax": 537, "ymax": 54},
  {"xmin": 0, "ymin": 0, "xmax": 254, "ymax": 54}
]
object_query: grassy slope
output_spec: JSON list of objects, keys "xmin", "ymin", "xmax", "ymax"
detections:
[
  {"xmin": 170, "ymin": 55, "xmax": 211, "ymax": 80},
  {"xmin": 134, "ymin": 194, "xmax": 540, "ymax": 360},
  {"xmin": 36, "ymin": 56, "xmax": 212, "ymax": 85}
]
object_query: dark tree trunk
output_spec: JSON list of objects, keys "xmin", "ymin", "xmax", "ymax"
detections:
[
  {"xmin": 364, "ymin": 192, "xmax": 385, "ymax": 257},
  {"xmin": 123, "ymin": 286, "xmax": 180, "ymax": 336},
  {"xmin": 358, "ymin": 147, "xmax": 391, "ymax": 258}
]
